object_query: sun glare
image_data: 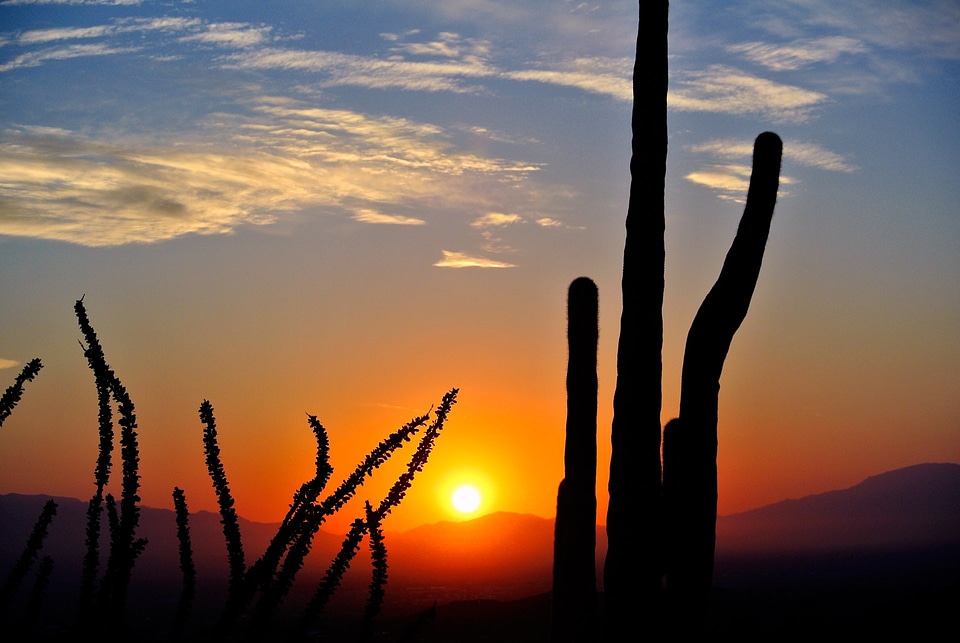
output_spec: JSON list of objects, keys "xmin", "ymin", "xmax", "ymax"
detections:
[{"xmin": 451, "ymin": 484, "xmax": 481, "ymax": 514}]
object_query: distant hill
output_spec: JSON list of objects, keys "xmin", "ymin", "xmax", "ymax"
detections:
[
  {"xmin": 2, "ymin": 462, "xmax": 959, "ymax": 613},
  {"xmin": 717, "ymin": 462, "xmax": 960, "ymax": 553}
]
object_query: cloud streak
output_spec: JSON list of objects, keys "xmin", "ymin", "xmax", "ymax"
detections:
[
  {"xmin": 728, "ymin": 36, "xmax": 868, "ymax": 71},
  {"xmin": 433, "ymin": 250, "xmax": 515, "ymax": 269},
  {"xmin": 0, "ymin": 42, "xmax": 138, "ymax": 72},
  {"xmin": 470, "ymin": 212, "xmax": 522, "ymax": 228},
  {"xmin": 0, "ymin": 100, "xmax": 543, "ymax": 246},
  {"xmin": 353, "ymin": 209, "xmax": 426, "ymax": 225},
  {"xmin": 669, "ymin": 65, "xmax": 829, "ymax": 123},
  {"xmin": 689, "ymin": 138, "xmax": 858, "ymax": 173}
]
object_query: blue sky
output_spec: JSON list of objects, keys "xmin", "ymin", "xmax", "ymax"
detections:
[{"xmin": 1, "ymin": 0, "xmax": 958, "ymax": 529}]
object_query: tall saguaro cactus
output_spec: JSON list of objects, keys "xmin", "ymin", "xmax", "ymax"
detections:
[
  {"xmin": 551, "ymin": 277, "xmax": 599, "ymax": 642},
  {"xmin": 604, "ymin": 0, "xmax": 668, "ymax": 630},
  {"xmin": 553, "ymin": 1, "xmax": 784, "ymax": 637}
]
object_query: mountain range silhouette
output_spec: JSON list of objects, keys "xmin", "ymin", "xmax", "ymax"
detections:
[{"xmin": 2, "ymin": 463, "xmax": 958, "ymax": 638}]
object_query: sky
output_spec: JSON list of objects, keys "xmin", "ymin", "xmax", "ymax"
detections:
[{"xmin": 1, "ymin": 0, "xmax": 958, "ymax": 535}]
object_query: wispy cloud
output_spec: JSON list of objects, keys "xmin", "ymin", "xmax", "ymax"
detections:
[
  {"xmin": 470, "ymin": 212, "xmax": 522, "ymax": 228},
  {"xmin": 387, "ymin": 31, "xmax": 490, "ymax": 59},
  {"xmin": 180, "ymin": 23, "xmax": 271, "ymax": 49},
  {"xmin": 353, "ymin": 209, "xmax": 426, "ymax": 225},
  {"xmin": 0, "ymin": 358, "xmax": 19, "ymax": 370},
  {"xmin": 684, "ymin": 163, "xmax": 794, "ymax": 203},
  {"xmin": 728, "ymin": 36, "xmax": 868, "ymax": 71},
  {"xmin": 502, "ymin": 56, "xmax": 632, "ymax": 100},
  {"xmin": 18, "ymin": 25, "xmax": 115, "ymax": 45},
  {"xmin": 2, "ymin": 17, "xmax": 264, "ymax": 73},
  {"xmin": 759, "ymin": 0, "xmax": 960, "ymax": 60},
  {"xmin": 690, "ymin": 138, "xmax": 857, "ymax": 173},
  {"xmin": 535, "ymin": 217, "xmax": 563, "ymax": 227},
  {"xmin": 669, "ymin": 65, "xmax": 829, "ymax": 122},
  {"xmin": 0, "ymin": 42, "xmax": 138, "ymax": 72},
  {"xmin": 0, "ymin": 99, "xmax": 541, "ymax": 246},
  {"xmin": 685, "ymin": 165, "xmax": 752, "ymax": 201},
  {"xmin": 222, "ymin": 46, "xmax": 494, "ymax": 94},
  {"xmin": 433, "ymin": 250, "xmax": 515, "ymax": 268},
  {"xmin": 223, "ymin": 32, "xmax": 634, "ymax": 100}
]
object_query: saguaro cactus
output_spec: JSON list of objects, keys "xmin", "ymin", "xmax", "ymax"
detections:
[
  {"xmin": 551, "ymin": 277, "xmax": 599, "ymax": 642},
  {"xmin": 553, "ymin": 1, "xmax": 784, "ymax": 637},
  {"xmin": 604, "ymin": 0, "xmax": 668, "ymax": 630},
  {"xmin": 664, "ymin": 132, "xmax": 782, "ymax": 629}
]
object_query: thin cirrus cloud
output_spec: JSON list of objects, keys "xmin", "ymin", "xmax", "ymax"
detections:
[
  {"xmin": 682, "ymin": 135, "xmax": 860, "ymax": 201},
  {"xmin": 501, "ymin": 56, "xmax": 633, "ymax": 101},
  {"xmin": 727, "ymin": 36, "xmax": 868, "ymax": 72},
  {"xmin": 669, "ymin": 65, "xmax": 829, "ymax": 123},
  {"xmin": 385, "ymin": 31, "xmax": 491, "ymax": 60},
  {"xmin": 683, "ymin": 164, "xmax": 794, "ymax": 203},
  {"xmin": 2, "ymin": 13, "xmax": 830, "ymax": 124},
  {"xmin": 0, "ymin": 42, "xmax": 138, "ymax": 72},
  {"xmin": 689, "ymin": 139, "xmax": 858, "ymax": 173},
  {"xmin": 433, "ymin": 250, "xmax": 515, "ymax": 269},
  {"xmin": 220, "ymin": 47, "xmax": 495, "ymax": 94},
  {"xmin": 0, "ymin": 18, "xmax": 246, "ymax": 72},
  {"xmin": 352, "ymin": 209, "xmax": 426, "ymax": 226},
  {"xmin": 757, "ymin": 0, "xmax": 960, "ymax": 59},
  {"xmin": 535, "ymin": 217, "xmax": 563, "ymax": 228},
  {"xmin": 17, "ymin": 25, "xmax": 116, "ymax": 44},
  {"xmin": 0, "ymin": 358, "xmax": 19, "ymax": 370},
  {"xmin": 179, "ymin": 23, "xmax": 272, "ymax": 48},
  {"xmin": 470, "ymin": 212, "xmax": 523, "ymax": 228},
  {"xmin": 0, "ymin": 102, "xmax": 541, "ymax": 246}
]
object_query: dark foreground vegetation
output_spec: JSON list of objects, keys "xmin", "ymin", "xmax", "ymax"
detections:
[
  {"xmin": 0, "ymin": 298, "xmax": 458, "ymax": 641},
  {"xmin": 2, "ymin": 462, "xmax": 959, "ymax": 640}
]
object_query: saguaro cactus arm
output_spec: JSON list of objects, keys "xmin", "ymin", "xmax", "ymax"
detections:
[
  {"xmin": 551, "ymin": 277, "xmax": 599, "ymax": 642},
  {"xmin": 665, "ymin": 131, "xmax": 783, "ymax": 630}
]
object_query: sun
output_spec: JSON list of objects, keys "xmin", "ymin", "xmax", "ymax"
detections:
[{"xmin": 451, "ymin": 484, "xmax": 482, "ymax": 514}]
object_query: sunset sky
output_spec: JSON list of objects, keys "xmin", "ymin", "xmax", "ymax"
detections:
[{"xmin": 1, "ymin": 0, "xmax": 958, "ymax": 536}]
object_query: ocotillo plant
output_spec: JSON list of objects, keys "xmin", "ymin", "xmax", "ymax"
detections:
[
  {"xmin": 171, "ymin": 486, "xmax": 196, "ymax": 638},
  {"xmin": 239, "ymin": 408, "xmax": 429, "ymax": 634},
  {"xmin": 0, "ymin": 498, "xmax": 57, "ymax": 619},
  {"xmin": 553, "ymin": 1, "xmax": 784, "ymax": 637},
  {"xmin": 551, "ymin": 277, "xmax": 599, "ymax": 642},
  {"xmin": 203, "ymin": 387, "xmax": 458, "ymax": 639},
  {"xmin": 0, "ymin": 357, "xmax": 43, "ymax": 428},
  {"xmin": 199, "ymin": 401, "xmax": 246, "ymax": 598},
  {"xmin": 296, "ymin": 388, "xmax": 458, "ymax": 636},
  {"xmin": 75, "ymin": 297, "xmax": 147, "ymax": 626},
  {"xmin": 3, "ymin": 299, "xmax": 459, "ymax": 639}
]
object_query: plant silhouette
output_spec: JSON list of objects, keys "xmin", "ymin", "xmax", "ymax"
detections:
[
  {"xmin": 171, "ymin": 486, "xmax": 196, "ymax": 639},
  {"xmin": 0, "ymin": 358, "xmax": 43, "ymax": 429},
  {"xmin": 1, "ymin": 300, "xmax": 458, "ymax": 640},
  {"xmin": 199, "ymin": 400, "xmax": 246, "ymax": 599},
  {"xmin": 0, "ymin": 498, "xmax": 57, "ymax": 622},
  {"xmin": 551, "ymin": 277, "xmax": 599, "ymax": 642},
  {"xmin": 552, "ymin": 1, "xmax": 784, "ymax": 638},
  {"xmin": 74, "ymin": 297, "xmax": 147, "ymax": 631}
]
